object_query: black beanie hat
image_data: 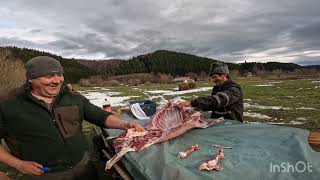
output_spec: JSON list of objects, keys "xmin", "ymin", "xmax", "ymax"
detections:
[{"xmin": 25, "ymin": 56, "xmax": 64, "ymax": 79}]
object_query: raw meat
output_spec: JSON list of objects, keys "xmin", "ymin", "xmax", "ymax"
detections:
[
  {"xmin": 178, "ymin": 144, "xmax": 199, "ymax": 158},
  {"xmin": 105, "ymin": 102, "xmax": 224, "ymax": 170},
  {"xmin": 199, "ymin": 148, "xmax": 224, "ymax": 171}
]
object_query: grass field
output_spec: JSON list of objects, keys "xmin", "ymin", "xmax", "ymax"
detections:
[
  {"xmin": 237, "ymin": 78, "xmax": 320, "ymax": 129},
  {"xmin": 77, "ymin": 77, "xmax": 320, "ymax": 130},
  {"xmin": 1, "ymin": 77, "xmax": 319, "ymax": 179}
]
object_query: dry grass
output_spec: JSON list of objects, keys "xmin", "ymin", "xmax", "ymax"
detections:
[
  {"xmin": 0, "ymin": 49, "xmax": 26, "ymax": 180},
  {"xmin": 0, "ymin": 48, "xmax": 26, "ymax": 94}
]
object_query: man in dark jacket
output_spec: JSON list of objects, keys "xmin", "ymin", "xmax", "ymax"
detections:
[
  {"xmin": 0, "ymin": 56, "xmax": 144, "ymax": 180},
  {"xmin": 178, "ymin": 64, "xmax": 244, "ymax": 122}
]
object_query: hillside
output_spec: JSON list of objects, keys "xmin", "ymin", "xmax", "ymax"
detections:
[
  {"xmin": 2, "ymin": 46, "xmax": 315, "ymax": 83},
  {"xmin": 1, "ymin": 46, "xmax": 95, "ymax": 83},
  {"xmin": 76, "ymin": 50, "xmax": 307, "ymax": 77},
  {"xmin": 115, "ymin": 50, "xmax": 223, "ymax": 76},
  {"xmin": 75, "ymin": 50, "xmax": 224, "ymax": 76},
  {"xmin": 239, "ymin": 62, "xmax": 301, "ymax": 74}
]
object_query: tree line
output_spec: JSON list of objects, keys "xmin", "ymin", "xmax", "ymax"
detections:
[
  {"xmin": 1, "ymin": 46, "xmax": 315, "ymax": 84},
  {"xmin": 1, "ymin": 46, "xmax": 95, "ymax": 83},
  {"xmin": 109, "ymin": 50, "xmax": 305, "ymax": 77}
]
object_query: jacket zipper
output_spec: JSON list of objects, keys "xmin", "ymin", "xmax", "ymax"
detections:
[
  {"xmin": 57, "ymin": 113, "xmax": 68, "ymax": 135},
  {"xmin": 27, "ymin": 85, "xmax": 68, "ymax": 143},
  {"xmin": 50, "ymin": 96, "xmax": 67, "ymax": 143}
]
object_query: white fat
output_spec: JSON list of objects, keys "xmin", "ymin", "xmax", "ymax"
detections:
[
  {"xmin": 207, "ymin": 159, "xmax": 218, "ymax": 167},
  {"xmin": 178, "ymin": 152, "xmax": 187, "ymax": 158},
  {"xmin": 126, "ymin": 129, "xmax": 148, "ymax": 137}
]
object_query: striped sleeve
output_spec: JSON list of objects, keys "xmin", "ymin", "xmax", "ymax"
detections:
[{"xmin": 191, "ymin": 86, "xmax": 241, "ymax": 110}]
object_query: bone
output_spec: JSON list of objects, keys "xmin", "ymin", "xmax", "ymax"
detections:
[
  {"xmin": 199, "ymin": 148, "xmax": 224, "ymax": 171},
  {"xmin": 178, "ymin": 144, "xmax": 199, "ymax": 158}
]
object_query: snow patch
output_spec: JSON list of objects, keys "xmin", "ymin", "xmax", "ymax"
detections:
[
  {"xmin": 251, "ymin": 84, "xmax": 274, "ymax": 87},
  {"xmin": 107, "ymin": 92, "xmax": 122, "ymax": 96},
  {"xmin": 245, "ymin": 103, "xmax": 292, "ymax": 110},
  {"xmin": 244, "ymin": 112, "xmax": 272, "ymax": 120},
  {"xmin": 246, "ymin": 103, "xmax": 317, "ymax": 111},
  {"xmin": 296, "ymin": 107, "xmax": 317, "ymax": 110},
  {"xmin": 149, "ymin": 95, "xmax": 168, "ymax": 105},
  {"xmin": 162, "ymin": 87, "xmax": 212, "ymax": 96},
  {"xmin": 296, "ymin": 117, "xmax": 307, "ymax": 121},
  {"xmin": 81, "ymin": 91, "xmax": 138, "ymax": 107},
  {"xmin": 145, "ymin": 90, "xmax": 173, "ymax": 94},
  {"xmin": 92, "ymin": 87, "xmax": 110, "ymax": 89},
  {"xmin": 267, "ymin": 121, "xmax": 304, "ymax": 125}
]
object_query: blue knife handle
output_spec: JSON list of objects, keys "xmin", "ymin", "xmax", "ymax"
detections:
[{"xmin": 39, "ymin": 167, "xmax": 50, "ymax": 172}]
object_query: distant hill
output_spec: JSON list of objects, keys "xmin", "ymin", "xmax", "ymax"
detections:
[
  {"xmin": 81, "ymin": 50, "xmax": 305, "ymax": 76},
  {"xmin": 239, "ymin": 62, "xmax": 301, "ymax": 74},
  {"xmin": 1, "ymin": 46, "xmax": 95, "ymax": 83},
  {"xmin": 113, "ymin": 50, "xmax": 223, "ymax": 76},
  {"xmin": 75, "ymin": 50, "xmax": 224, "ymax": 76},
  {"xmin": 76, "ymin": 59, "xmax": 125, "ymax": 75},
  {"xmin": 3, "ymin": 46, "xmax": 316, "ymax": 83},
  {"xmin": 304, "ymin": 65, "xmax": 320, "ymax": 70}
]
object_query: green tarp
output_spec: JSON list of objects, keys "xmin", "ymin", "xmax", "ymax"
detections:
[{"xmin": 106, "ymin": 115, "xmax": 320, "ymax": 180}]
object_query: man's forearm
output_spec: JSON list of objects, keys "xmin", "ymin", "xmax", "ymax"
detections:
[
  {"xmin": 191, "ymin": 96, "xmax": 218, "ymax": 111},
  {"xmin": 0, "ymin": 145, "xmax": 21, "ymax": 169},
  {"xmin": 104, "ymin": 115, "xmax": 127, "ymax": 129}
]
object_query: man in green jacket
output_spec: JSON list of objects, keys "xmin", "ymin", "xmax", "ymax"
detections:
[
  {"xmin": 178, "ymin": 64, "xmax": 244, "ymax": 122},
  {"xmin": 0, "ymin": 56, "xmax": 144, "ymax": 180}
]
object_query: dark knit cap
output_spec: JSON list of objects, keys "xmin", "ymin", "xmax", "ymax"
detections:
[
  {"xmin": 25, "ymin": 56, "xmax": 64, "ymax": 79},
  {"xmin": 209, "ymin": 64, "xmax": 229, "ymax": 76}
]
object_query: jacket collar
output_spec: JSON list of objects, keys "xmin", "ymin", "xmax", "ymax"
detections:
[
  {"xmin": 214, "ymin": 79, "xmax": 233, "ymax": 89},
  {"xmin": 23, "ymin": 81, "xmax": 69, "ymax": 102}
]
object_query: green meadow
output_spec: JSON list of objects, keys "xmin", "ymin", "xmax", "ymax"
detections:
[{"xmin": 78, "ymin": 78, "xmax": 320, "ymax": 130}]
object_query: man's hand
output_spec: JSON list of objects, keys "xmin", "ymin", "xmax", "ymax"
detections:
[
  {"xmin": 0, "ymin": 145, "xmax": 44, "ymax": 176},
  {"xmin": 14, "ymin": 160, "xmax": 44, "ymax": 175},
  {"xmin": 124, "ymin": 121, "xmax": 145, "ymax": 132},
  {"xmin": 176, "ymin": 101, "xmax": 191, "ymax": 109},
  {"xmin": 105, "ymin": 115, "xmax": 145, "ymax": 131}
]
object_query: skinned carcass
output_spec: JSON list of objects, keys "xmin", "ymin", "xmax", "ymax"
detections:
[{"xmin": 105, "ymin": 102, "xmax": 224, "ymax": 170}]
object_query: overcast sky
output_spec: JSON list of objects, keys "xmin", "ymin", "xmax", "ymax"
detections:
[{"xmin": 1, "ymin": 0, "xmax": 320, "ymax": 65}]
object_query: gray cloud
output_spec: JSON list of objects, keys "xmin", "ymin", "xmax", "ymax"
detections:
[
  {"xmin": 0, "ymin": 37, "xmax": 41, "ymax": 49},
  {"xmin": 292, "ymin": 56, "xmax": 320, "ymax": 66},
  {"xmin": 290, "ymin": 20, "xmax": 320, "ymax": 47},
  {"xmin": 29, "ymin": 29, "xmax": 42, "ymax": 33},
  {"xmin": 0, "ymin": 0, "xmax": 319, "ymax": 64}
]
